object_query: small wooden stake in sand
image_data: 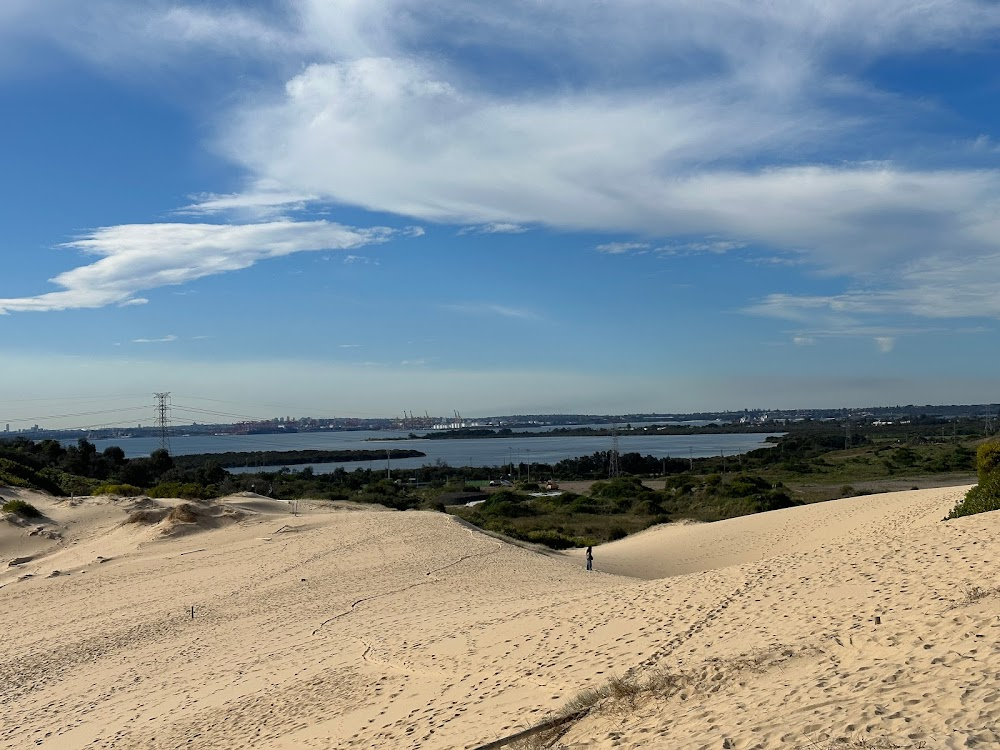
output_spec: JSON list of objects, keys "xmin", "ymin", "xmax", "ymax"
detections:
[
  {"xmin": 190, "ymin": 606, "xmax": 196, "ymax": 620},
  {"xmin": 874, "ymin": 616, "xmax": 881, "ymax": 625}
]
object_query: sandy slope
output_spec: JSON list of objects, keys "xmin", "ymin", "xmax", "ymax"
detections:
[{"xmin": 1, "ymin": 485, "xmax": 998, "ymax": 750}]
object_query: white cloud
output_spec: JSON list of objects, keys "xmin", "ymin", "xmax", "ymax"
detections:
[
  {"xmin": 458, "ymin": 223, "xmax": 529, "ymax": 235},
  {"xmin": 215, "ymin": 57, "xmax": 1000, "ymax": 284},
  {"xmin": 793, "ymin": 336, "xmax": 817, "ymax": 346},
  {"xmin": 179, "ymin": 187, "xmax": 319, "ymax": 219},
  {"xmin": 657, "ymin": 240, "xmax": 747, "ymax": 256},
  {"xmin": 6, "ymin": 0, "xmax": 1000, "ymax": 333},
  {"xmin": 0, "ymin": 220, "xmax": 403, "ymax": 313},
  {"xmin": 596, "ymin": 242, "xmax": 651, "ymax": 255},
  {"xmin": 132, "ymin": 334, "xmax": 178, "ymax": 344},
  {"xmin": 875, "ymin": 336, "xmax": 896, "ymax": 353}
]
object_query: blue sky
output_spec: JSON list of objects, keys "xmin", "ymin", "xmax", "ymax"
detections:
[{"xmin": 2, "ymin": 1, "xmax": 1000, "ymax": 429}]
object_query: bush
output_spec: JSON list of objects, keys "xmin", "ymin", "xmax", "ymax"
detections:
[
  {"xmin": 39, "ymin": 469, "xmax": 98, "ymax": 497},
  {"xmin": 947, "ymin": 443, "xmax": 1000, "ymax": 519},
  {"xmin": 147, "ymin": 482, "xmax": 214, "ymax": 500},
  {"xmin": 590, "ymin": 476, "xmax": 651, "ymax": 500},
  {"xmin": 977, "ymin": 441, "xmax": 1000, "ymax": 482},
  {"xmin": 479, "ymin": 494, "xmax": 536, "ymax": 518},
  {"xmin": 2, "ymin": 499, "xmax": 41, "ymax": 518},
  {"xmin": 607, "ymin": 525, "xmax": 628, "ymax": 541},
  {"xmin": 517, "ymin": 529, "xmax": 588, "ymax": 549},
  {"xmin": 93, "ymin": 483, "xmax": 143, "ymax": 497},
  {"xmin": 949, "ymin": 473, "xmax": 1000, "ymax": 519}
]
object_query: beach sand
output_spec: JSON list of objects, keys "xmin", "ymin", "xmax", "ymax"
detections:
[{"xmin": 2, "ymin": 484, "xmax": 998, "ymax": 749}]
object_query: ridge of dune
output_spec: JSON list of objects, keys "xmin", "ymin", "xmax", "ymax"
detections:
[
  {"xmin": 1, "ymin": 484, "xmax": 998, "ymax": 749},
  {"xmin": 564, "ymin": 487, "xmax": 960, "ymax": 579}
]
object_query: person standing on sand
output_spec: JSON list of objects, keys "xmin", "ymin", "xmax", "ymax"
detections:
[{"xmin": 586, "ymin": 546, "xmax": 593, "ymax": 571}]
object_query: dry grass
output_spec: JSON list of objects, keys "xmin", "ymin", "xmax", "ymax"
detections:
[
  {"xmin": 166, "ymin": 503, "xmax": 199, "ymax": 524},
  {"xmin": 124, "ymin": 508, "xmax": 168, "ymax": 524},
  {"xmin": 508, "ymin": 647, "xmax": 805, "ymax": 749},
  {"xmin": 949, "ymin": 584, "xmax": 1000, "ymax": 609},
  {"xmin": 821, "ymin": 736, "xmax": 927, "ymax": 749}
]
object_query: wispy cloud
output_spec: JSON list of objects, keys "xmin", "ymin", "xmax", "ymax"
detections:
[
  {"xmin": 442, "ymin": 303, "xmax": 541, "ymax": 321},
  {"xmin": 596, "ymin": 242, "xmax": 650, "ymax": 255},
  {"xmin": 458, "ymin": 223, "xmax": 529, "ymax": 235},
  {"xmin": 0, "ymin": 220, "xmax": 404, "ymax": 313},
  {"xmin": 132, "ymin": 334, "xmax": 178, "ymax": 344},
  {"xmin": 178, "ymin": 187, "xmax": 319, "ymax": 219},
  {"xmin": 339, "ymin": 344, "xmax": 361, "ymax": 348},
  {"xmin": 656, "ymin": 240, "xmax": 747, "ymax": 256}
]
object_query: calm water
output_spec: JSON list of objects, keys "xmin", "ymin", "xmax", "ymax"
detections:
[{"xmin": 86, "ymin": 429, "xmax": 782, "ymax": 473}]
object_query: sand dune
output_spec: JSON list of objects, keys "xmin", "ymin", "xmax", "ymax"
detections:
[{"xmin": 2, "ymin": 485, "xmax": 998, "ymax": 749}]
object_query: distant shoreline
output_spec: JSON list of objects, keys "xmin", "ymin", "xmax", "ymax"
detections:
[{"xmin": 369, "ymin": 425, "xmax": 786, "ymax": 441}]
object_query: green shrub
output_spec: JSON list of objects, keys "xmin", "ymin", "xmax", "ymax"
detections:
[
  {"xmin": 147, "ymin": 482, "xmax": 213, "ymax": 500},
  {"xmin": 0, "ymin": 457, "xmax": 63, "ymax": 494},
  {"xmin": 977, "ymin": 441, "xmax": 1000, "ymax": 482},
  {"xmin": 950, "ymin": 441, "xmax": 1000, "ymax": 519},
  {"xmin": 517, "ymin": 529, "xmax": 588, "ymax": 549},
  {"xmin": 948, "ymin": 473, "xmax": 1000, "ymax": 519},
  {"xmin": 93, "ymin": 483, "xmax": 143, "ymax": 497},
  {"xmin": 2, "ymin": 499, "xmax": 41, "ymax": 518},
  {"xmin": 479, "ymin": 494, "xmax": 536, "ymax": 518},
  {"xmin": 590, "ymin": 476, "xmax": 651, "ymax": 500},
  {"xmin": 607, "ymin": 525, "xmax": 628, "ymax": 541},
  {"xmin": 0, "ymin": 470, "xmax": 31, "ymax": 489},
  {"xmin": 39, "ymin": 468, "xmax": 98, "ymax": 496}
]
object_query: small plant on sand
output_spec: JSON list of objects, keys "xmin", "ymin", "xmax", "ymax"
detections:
[
  {"xmin": 124, "ymin": 508, "xmax": 168, "ymax": 524},
  {"xmin": 2, "ymin": 498, "xmax": 41, "ymax": 518},
  {"xmin": 952, "ymin": 584, "xmax": 1000, "ymax": 608},
  {"xmin": 167, "ymin": 503, "xmax": 199, "ymax": 523}
]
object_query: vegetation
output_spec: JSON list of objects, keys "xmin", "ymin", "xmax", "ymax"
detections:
[
  {"xmin": 0, "ymin": 418, "xmax": 985, "ymax": 548},
  {"xmin": 1, "ymin": 498, "xmax": 42, "ymax": 518},
  {"xmin": 948, "ymin": 441, "xmax": 1000, "ymax": 519}
]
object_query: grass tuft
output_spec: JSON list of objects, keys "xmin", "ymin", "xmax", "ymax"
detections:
[
  {"xmin": 167, "ymin": 503, "xmax": 199, "ymax": 523},
  {"xmin": 2, "ymin": 498, "xmax": 41, "ymax": 518}
]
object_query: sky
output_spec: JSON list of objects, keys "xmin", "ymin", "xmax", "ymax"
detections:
[{"xmin": 2, "ymin": 1, "xmax": 1000, "ymax": 430}]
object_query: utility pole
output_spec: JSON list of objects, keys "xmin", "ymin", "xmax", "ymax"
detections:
[
  {"xmin": 153, "ymin": 392, "xmax": 171, "ymax": 453},
  {"xmin": 386, "ymin": 449, "xmax": 391, "ymax": 479}
]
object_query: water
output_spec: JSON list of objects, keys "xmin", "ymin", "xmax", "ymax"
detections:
[{"xmin": 84, "ymin": 429, "xmax": 782, "ymax": 473}]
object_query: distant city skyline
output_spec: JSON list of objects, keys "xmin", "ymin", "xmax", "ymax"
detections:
[{"xmin": 2, "ymin": 2, "xmax": 999, "ymax": 419}]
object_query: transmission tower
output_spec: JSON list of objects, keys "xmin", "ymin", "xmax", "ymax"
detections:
[
  {"xmin": 845, "ymin": 417, "xmax": 852, "ymax": 449},
  {"xmin": 608, "ymin": 423, "xmax": 621, "ymax": 478},
  {"xmin": 154, "ymin": 392, "xmax": 171, "ymax": 452}
]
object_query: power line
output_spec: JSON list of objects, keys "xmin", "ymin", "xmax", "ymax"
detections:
[{"xmin": 0, "ymin": 406, "xmax": 149, "ymax": 424}]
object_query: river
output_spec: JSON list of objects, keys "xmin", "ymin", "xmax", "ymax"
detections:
[{"xmin": 85, "ymin": 429, "xmax": 782, "ymax": 473}]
